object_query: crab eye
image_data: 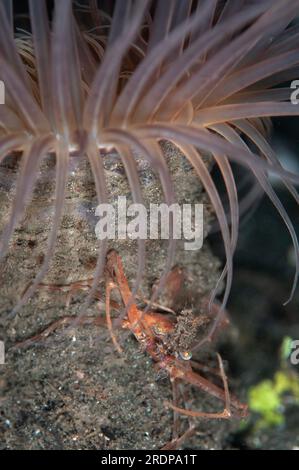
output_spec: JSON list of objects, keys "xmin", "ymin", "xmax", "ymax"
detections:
[
  {"xmin": 179, "ymin": 351, "xmax": 192, "ymax": 361},
  {"xmin": 153, "ymin": 324, "xmax": 167, "ymax": 337}
]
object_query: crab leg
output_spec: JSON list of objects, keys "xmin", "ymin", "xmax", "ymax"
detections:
[
  {"xmin": 106, "ymin": 250, "xmax": 143, "ymax": 331},
  {"xmin": 165, "ymin": 354, "xmax": 247, "ymax": 419}
]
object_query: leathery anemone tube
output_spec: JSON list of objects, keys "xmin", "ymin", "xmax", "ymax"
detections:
[{"xmin": 0, "ymin": 0, "xmax": 299, "ymax": 351}]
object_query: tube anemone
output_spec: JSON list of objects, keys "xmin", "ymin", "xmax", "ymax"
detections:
[{"xmin": 0, "ymin": 0, "xmax": 299, "ymax": 340}]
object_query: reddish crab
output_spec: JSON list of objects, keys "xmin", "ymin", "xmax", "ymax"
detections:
[{"xmin": 104, "ymin": 250, "xmax": 248, "ymax": 422}]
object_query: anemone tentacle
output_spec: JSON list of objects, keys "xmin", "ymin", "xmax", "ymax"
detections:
[{"xmin": 0, "ymin": 0, "xmax": 298, "ymax": 320}]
